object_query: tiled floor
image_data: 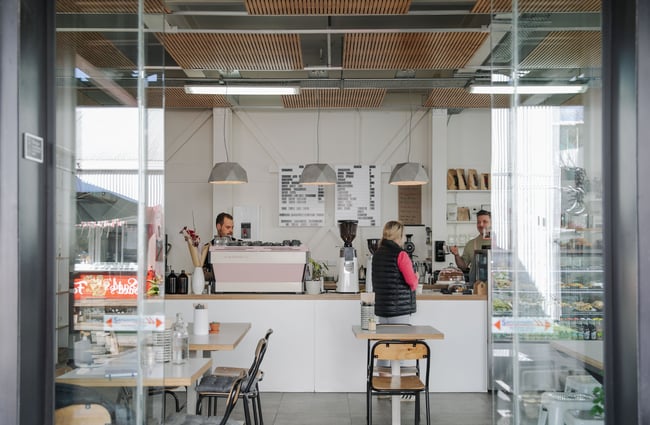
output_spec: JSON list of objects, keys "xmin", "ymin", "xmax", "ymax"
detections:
[{"xmin": 209, "ymin": 392, "xmax": 493, "ymax": 425}]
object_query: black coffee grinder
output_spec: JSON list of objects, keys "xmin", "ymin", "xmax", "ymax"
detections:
[{"xmin": 337, "ymin": 220, "xmax": 359, "ymax": 293}]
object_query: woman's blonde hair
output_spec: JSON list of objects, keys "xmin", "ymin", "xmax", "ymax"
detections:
[{"xmin": 381, "ymin": 220, "xmax": 404, "ymax": 244}]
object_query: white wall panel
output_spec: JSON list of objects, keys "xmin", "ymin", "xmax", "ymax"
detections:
[{"xmin": 165, "ymin": 108, "xmax": 490, "ymax": 272}]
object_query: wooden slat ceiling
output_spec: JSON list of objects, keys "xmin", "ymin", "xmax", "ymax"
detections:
[
  {"xmin": 157, "ymin": 33, "xmax": 304, "ymax": 71},
  {"xmin": 423, "ymin": 88, "xmax": 510, "ymax": 109},
  {"xmin": 472, "ymin": 0, "xmax": 600, "ymax": 13},
  {"xmin": 147, "ymin": 88, "xmax": 231, "ymax": 108},
  {"xmin": 55, "ymin": 1, "xmax": 601, "ymax": 110},
  {"xmin": 343, "ymin": 33, "xmax": 489, "ymax": 70},
  {"xmin": 57, "ymin": 32, "xmax": 134, "ymax": 69},
  {"xmin": 56, "ymin": 0, "xmax": 167, "ymax": 14},
  {"xmin": 244, "ymin": 0, "xmax": 411, "ymax": 15},
  {"xmin": 282, "ymin": 89, "xmax": 386, "ymax": 108},
  {"xmin": 520, "ymin": 31, "xmax": 602, "ymax": 69}
]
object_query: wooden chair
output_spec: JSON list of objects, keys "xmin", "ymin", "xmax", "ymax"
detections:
[
  {"xmin": 55, "ymin": 404, "xmax": 112, "ymax": 425},
  {"xmin": 196, "ymin": 329, "xmax": 273, "ymax": 425},
  {"xmin": 367, "ymin": 340, "xmax": 431, "ymax": 425},
  {"xmin": 165, "ymin": 371, "xmax": 246, "ymax": 425},
  {"xmin": 55, "ymin": 382, "xmax": 134, "ymax": 425}
]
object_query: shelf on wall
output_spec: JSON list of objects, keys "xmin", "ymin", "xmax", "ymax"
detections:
[{"xmin": 447, "ymin": 190, "xmax": 491, "ymax": 193}]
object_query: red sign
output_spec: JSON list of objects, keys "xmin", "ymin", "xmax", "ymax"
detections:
[{"xmin": 74, "ymin": 274, "xmax": 138, "ymax": 299}]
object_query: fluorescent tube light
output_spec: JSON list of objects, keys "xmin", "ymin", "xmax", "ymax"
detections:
[
  {"xmin": 185, "ymin": 85, "xmax": 300, "ymax": 95},
  {"xmin": 468, "ymin": 84, "xmax": 588, "ymax": 95}
]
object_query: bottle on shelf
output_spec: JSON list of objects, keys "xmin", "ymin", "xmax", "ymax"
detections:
[
  {"xmin": 177, "ymin": 270, "xmax": 188, "ymax": 294},
  {"xmin": 165, "ymin": 269, "xmax": 177, "ymax": 294},
  {"xmin": 171, "ymin": 313, "xmax": 189, "ymax": 364}
]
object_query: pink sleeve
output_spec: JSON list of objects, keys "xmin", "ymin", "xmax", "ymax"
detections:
[{"xmin": 397, "ymin": 251, "xmax": 418, "ymax": 290}]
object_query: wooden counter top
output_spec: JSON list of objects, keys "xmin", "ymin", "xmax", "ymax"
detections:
[{"xmin": 165, "ymin": 292, "xmax": 487, "ymax": 301}]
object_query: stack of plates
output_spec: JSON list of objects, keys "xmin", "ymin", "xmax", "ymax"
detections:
[{"xmin": 152, "ymin": 330, "xmax": 172, "ymax": 363}]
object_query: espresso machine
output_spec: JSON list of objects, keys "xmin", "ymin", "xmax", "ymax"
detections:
[
  {"xmin": 337, "ymin": 220, "xmax": 359, "ymax": 293},
  {"xmin": 365, "ymin": 238, "xmax": 380, "ymax": 292}
]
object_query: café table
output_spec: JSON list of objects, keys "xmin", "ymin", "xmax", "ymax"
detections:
[
  {"xmin": 550, "ymin": 340, "xmax": 604, "ymax": 377},
  {"xmin": 352, "ymin": 324, "xmax": 445, "ymax": 425},
  {"xmin": 56, "ymin": 351, "xmax": 212, "ymax": 414},
  {"xmin": 189, "ymin": 322, "xmax": 252, "ymax": 358}
]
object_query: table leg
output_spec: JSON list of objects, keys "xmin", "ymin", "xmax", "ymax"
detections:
[
  {"xmin": 186, "ymin": 385, "xmax": 198, "ymax": 415},
  {"xmin": 190, "ymin": 349, "xmax": 211, "ymax": 359},
  {"xmin": 391, "ymin": 360, "xmax": 401, "ymax": 425}
]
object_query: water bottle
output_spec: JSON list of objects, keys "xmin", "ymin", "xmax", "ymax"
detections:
[
  {"xmin": 177, "ymin": 270, "xmax": 189, "ymax": 294},
  {"xmin": 171, "ymin": 313, "xmax": 189, "ymax": 364}
]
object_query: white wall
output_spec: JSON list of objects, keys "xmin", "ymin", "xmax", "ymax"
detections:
[
  {"xmin": 165, "ymin": 108, "xmax": 490, "ymax": 272},
  {"xmin": 446, "ymin": 109, "xmax": 492, "ymax": 171}
]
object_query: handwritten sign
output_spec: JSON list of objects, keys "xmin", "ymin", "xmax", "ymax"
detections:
[
  {"xmin": 74, "ymin": 274, "xmax": 138, "ymax": 299},
  {"xmin": 279, "ymin": 166, "xmax": 325, "ymax": 227},
  {"xmin": 335, "ymin": 165, "xmax": 380, "ymax": 226}
]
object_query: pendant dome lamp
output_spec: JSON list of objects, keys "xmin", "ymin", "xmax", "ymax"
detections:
[
  {"xmin": 300, "ymin": 106, "xmax": 336, "ymax": 185},
  {"xmin": 389, "ymin": 106, "xmax": 429, "ymax": 186},
  {"xmin": 208, "ymin": 110, "xmax": 248, "ymax": 184}
]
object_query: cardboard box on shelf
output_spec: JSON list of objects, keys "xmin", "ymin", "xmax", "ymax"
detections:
[
  {"xmin": 457, "ymin": 207, "xmax": 470, "ymax": 221},
  {"xmin": 480, "ymin": 173, "xmax": 490, "ymax": 190},
  {"xmin": 447, "ymin": 169, "xmax": 458, "ymax": 190},
  {"xmin": 447, "ymin": 203, "xmax": 458, "ymax": 221},
  {"xmin": 467, "ymin": 169, "xmax": 480, "ymax": 190},
  {"xmin": 456, "ymin": 169, "xmax": 467, "ymax": 190}
]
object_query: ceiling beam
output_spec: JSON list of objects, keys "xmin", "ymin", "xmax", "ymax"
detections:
[{"xmin": 75, "ymin": 54, "xmax": 137, "ymax": 106}]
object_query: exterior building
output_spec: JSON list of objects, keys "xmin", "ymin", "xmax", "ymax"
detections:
[{"xmin": 1, "ymin": 0, "xmax": 648, "ymax": 424}]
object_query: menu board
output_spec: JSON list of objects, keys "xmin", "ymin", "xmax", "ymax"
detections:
[
  {"xmin": 335, "ymin": 165, "xmax": 380, "ymax": 226},
  {"xmin": 279, "ymin": 165, "xmax": 325, "ymax": 227}
]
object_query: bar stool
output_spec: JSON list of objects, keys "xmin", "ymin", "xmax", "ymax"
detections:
[
  {"xmin": 564, "ymin": 375, "xmax": 600, "ymax": 394},
  {"xmin": 536, "ymin": 392, "xmax": 593, "ymax": 425}
]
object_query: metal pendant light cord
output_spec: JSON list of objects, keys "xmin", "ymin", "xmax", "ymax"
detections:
[
  {"xmin": 223, "ymin": 110, "xmax": 230, "ymax": 162},
  {"xmin": 407, "ymin": 105, "xmax": 413, "ymax": 161},
  {"xmin": 316, "ymin": 107, "xmax": 321, "ymax": 162}
]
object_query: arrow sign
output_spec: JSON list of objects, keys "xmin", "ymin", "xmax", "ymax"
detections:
[
  {"xmin": 104, "ymin": 315, "xmax": 166, "ymax": 331},
  {"xmin": 492, "ymin": 317, "xmax": 554, "ymax": 334}
]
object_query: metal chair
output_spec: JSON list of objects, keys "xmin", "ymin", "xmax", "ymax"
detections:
[
  {"xmin": 196, "ymin": 329, "xmax": 273, "ymax": 425},
  {"xmin": 165, "ymin": 371, "xmax": 246, "ymax": 425},
  {"xmin": 367, "ymin": 339, "xmax": 431, "ymax": 425}
]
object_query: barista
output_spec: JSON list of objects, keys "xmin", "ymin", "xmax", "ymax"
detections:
[
  {"xmin": 212, "ymin": 212, "xmax": 234, "ymax": 241},
  {"xmin": 450, "ymin": 209, "xmax": 491, "ymax": 283},
  {"xmin": 203, "ymin": 212, "xmax": 234, "ymax": 282}
]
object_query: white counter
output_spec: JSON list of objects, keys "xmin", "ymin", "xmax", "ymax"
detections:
[{"xmin": 164, "ymin": 294, "xmax": 487, "ymax": 393}]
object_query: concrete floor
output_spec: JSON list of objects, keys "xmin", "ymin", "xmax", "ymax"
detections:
[{"xmin": 184, "ymin": 391, "xmax": 494, "ymax": 425}]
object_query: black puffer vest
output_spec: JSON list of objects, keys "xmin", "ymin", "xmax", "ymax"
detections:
[{"xmin": 372, "ymin": 239, "xmax": 416, "ymax": 317}]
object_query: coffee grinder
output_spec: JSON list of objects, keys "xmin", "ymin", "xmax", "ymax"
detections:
[{"xmin": 337, "ymin": 220, "xmax": 359, "ymax": 293}]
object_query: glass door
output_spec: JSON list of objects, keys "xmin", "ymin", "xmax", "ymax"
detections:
[
  {"xmin": 488, "ymin": 2, "xmax": 604, "ymax": 424},
  {"xmin": 55, "ymin": 1, "xmax": 167, "ymax": 422}
]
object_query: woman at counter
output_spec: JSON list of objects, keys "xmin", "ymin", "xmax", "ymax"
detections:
[{"xmin": 372, "ymin": 220, "xmax": 419, "ymax": 325}]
